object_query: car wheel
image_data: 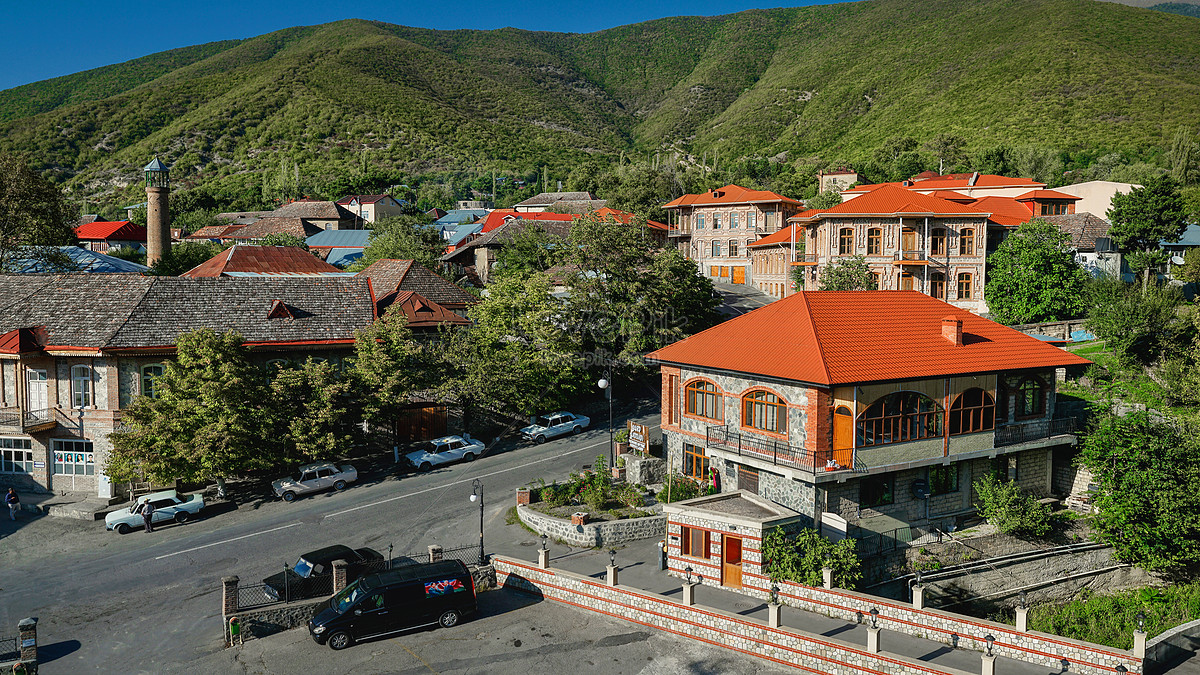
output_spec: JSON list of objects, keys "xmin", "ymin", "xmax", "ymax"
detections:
[
  {"xmin": 463, "ymin": 453, "xmax": 475, "ymax": 462},
  {"xmin": 419, "ymin": 462, "xmax": 432, "ymax": 472},
  {"xmin": 116, "ymin": 523, "xmax": 131, "ymax": 535},
  {"xmin": 174, "ymin": 511, "xmax": 190, "ymax": 524},
  {"xmin": 333, "ymin": 480, "xmax": 347, "ymax": 491},
  {"xmin": 282, "ymin": 491, "xmax": 297, "ymax": 503},
  {"xmin": 535, "ymin": 435, "xmax": 546, "ymax": 444},
  {"xmin": 327, "ymin": 631, "xmax": 353, "ymax": 650},
  {"xmin": 438, "ymin": 610, "xmax": 460, "ymax": 628},
  {"xmin": 571, "ymin": 426, "xmax": 581, "ymax": 435}
]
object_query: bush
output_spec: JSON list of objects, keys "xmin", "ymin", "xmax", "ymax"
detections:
[
  {"xmin": 657, "ymin": 474, "xmax": 701, "ymax": 503},
  {"xmin": 973, "ymin": 474, "xmax": 1052, "ymax": 537},
  {"xmin": 1029, "ymin": 585, "xmax": 1200, "ymax": 649},
  {"xmin": 761, "ymin": 526, "xmax": 862, "ymax": 590}
]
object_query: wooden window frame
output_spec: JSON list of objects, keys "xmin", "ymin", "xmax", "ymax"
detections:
[
  {"xmin": 931, "ymin": 228, "xmax": 947, "ymax": 256},
  {"xmin": 680, "ymin": 525, "xmax": 711, "ymax": 559},
  {"xmin": 948, "ymin": 388, "xmax": 996, "ymax": 435},
  {"xmin": 838, "ymin": 228, "xmax": 854, "ymax": 255},
  {"xmin": 856, "ymin": 391, "xmax": 944, "ymax": 448},
  {"xmin": 929, "ymin": 465, "xmax": 959, "ymax": 495},
  {"xmin": 70, "ymin": 364, "xmax": 92, "ymax": 409},
  {"xmin": 956, "ymin": 273, "xmax": 973, "ymax": 300},
  {"xmin": 685, "ymin": 380, "xmax": 724, "ymax": 421},
  {"xmin": 141, "ymin": 363, "xmax": 164, "ymax": 399},
  {"xmin": 683, "ymin": 443, "xmax": 709, "ymax": 480},
  {"xmin": 728, "ymin": 239, "xmax": 739, "ymax": 257},
  {"xmin": 1015, "ymin": 377, "xmax": 1046, "ymax": 419},
  {"xmin": 741, "ymin": 390, "xmax": 787, "ymax": 435},
  {"xmin": 867, "ymin": 228, "xmax": 882, "ymax": 255},
  {"xmin": 959, "ymin": 228, "xmax": 976, "ymax": 256},
  {"xmin": 930, "ymin": 272, "xmax": 945, "ymax": 300}
]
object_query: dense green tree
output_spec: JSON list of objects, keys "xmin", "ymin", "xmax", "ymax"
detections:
[
  {"xmin": 257, "ymin": 232, "xmax": 310, "ymax": 249},
  {"xmin": 1176, "ymin": 247, "xmax": 1200, "ymax": 285},
  {"xmin": 1080, "ymin": 411, "xmax": 1200, "ymax": 578},
  {"xmin": 266, "ymin": 359, "xmax": 356, "ymax": 463},
  {"xmin": 806, "ymin": 189, "xmax": 843, "ymax": 210},
  {"xmin": 972, "ymin": 474, "xmax": 1052, "ymax": 537},
  {"xmin": 1085, "ymin": 278, "xmax": 1185, "ymax": 366},
  {"xmin": 351, "ymin": 214, "xmax": 444, "ymax": 271},
  {"xmin": 984, "ymin": 220, "xmax": 1090, "ymax": 324},
  {"xmin": 922, "ymin": 133, "xmax": 967, "ymax": 173},
  {"xmin": 351, "ymin": 308, "xmax": 434, "ymax": 426},
  {"xmin": 975, "ymin": 145, "xmax": 1015, "ymax": 177},
  {"xmin": 818, "ymin": 255, "xmax": 877, "ymax": 291},
  {"xmin": 761, "ymin": 526, "xmax": 862, "ymax": 589},
  {"xmin": 107, "ymin": 329, "xmax": 267, "ymax": 497},
  {"xmin": 1107, "ymin": 176, "xmax": 1188, "ymax": 289},
  {"xmin": 0, "ymin": 152, "xmax": 76, "ymax": 271},
  {"xmin": 492, "ymin": 223, "xmax": 564, "ymax": 279}
]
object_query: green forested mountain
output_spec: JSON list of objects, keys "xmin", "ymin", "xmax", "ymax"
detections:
[{"xmin": 1, "ymin": 0, "xmax": 1198, "ymax": 209}]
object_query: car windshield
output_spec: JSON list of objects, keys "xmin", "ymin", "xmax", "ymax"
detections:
[
  {"xmin": 332, "ymin": 581, "xmax": 365, "ymax": 613},
  {"xmin": 535, "ymin": 416, "xmax": 552, "ymax": 427},
  {"xmin": 292, "ymin": 472, "xmax": 305, "ymax": 482},
  {"xmin": 293, "ymin": 558, "xmax": 314, "ymax": 578}
]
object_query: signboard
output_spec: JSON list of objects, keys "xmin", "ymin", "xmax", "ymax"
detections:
[
  {"xmin": 628, "ymin": 422, "xmax": 648, "ymax": 454},
  {"xmin": 33, "ymin": 461, "xmax": 45, "ymax": 468}
]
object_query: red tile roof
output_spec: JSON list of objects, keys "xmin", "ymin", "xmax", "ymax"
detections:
[
  {"xmin": 592, "ymin": 207, "xmax": 669, "ymax": 231},
  {"xmin": 970, "ymin": 196, "xmax": 1035, "ymax": 228},
  {"xmin": 381, "ymin": 291, "xmax": 470, "ymax": 329},
  {"xmin": 645, "ymin": 291, "xmax": 1090, "ymax": 386},
  {"xmin": 181, "ymin": 245, "xmax": 343, "ymax": 277},
  {"xmin": 75, "ymin": 221, "xmax": 146, "ymax": 241},
  {"xmin": 792, "ymin": 185, "xmax": 991, "ymax": 220},
  {"xmin": 479, "ymin": 209, "xmax": 577, "ymax": 233},
  {"xmin": 663, "ymin": 184, "xmax": 802, "ymax": 209},
  {"xmin": 846, "ymin": 173, "xmax": 1046, "ymax": 194},
  {"xmin": 748, "ymin": 223, "xmax": 806, "ymax": 248},
  {"xmin": 1015, "ymin": 189, "xmax": 1081, "ymax": 202}
]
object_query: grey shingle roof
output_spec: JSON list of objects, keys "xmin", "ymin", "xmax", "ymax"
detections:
[
  {"xmin": 356, "ymin": 260, "xmax": 478, "ymax": 309},
  {"xmin": 513, "ymin": 192, "xmax": 597, "ymax": 208},
  {"xmin": 273, "ymin": 200, "xmax": 356, "ymax": 221},
  {"xmin": 0, "ymin": 275, "xmax": 376, "ymax": 350},
  {"xmin": 1041, "ymin": 213, "xmax": 1111, "ymax": 252}
]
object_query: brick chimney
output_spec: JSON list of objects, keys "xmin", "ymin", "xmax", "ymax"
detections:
[{"xmin": 941, "ymin": 317, "xmax": 964, "ymax": 346}]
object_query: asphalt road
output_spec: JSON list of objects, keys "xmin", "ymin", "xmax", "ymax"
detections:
[
  {"xmin": 712, "ymin": 282, "xmax": 775, "ymax": 317},
  {"xmin": 0, "ymin": 403, "xmax": 671, "ymax": 675}
]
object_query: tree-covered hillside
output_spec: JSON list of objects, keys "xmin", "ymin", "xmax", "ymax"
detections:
[{"xmin": 1, "ymin": 0, "xmax": 1198, "ymax": 213}]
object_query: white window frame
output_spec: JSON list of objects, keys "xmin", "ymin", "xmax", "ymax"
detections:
[
  {"xmin": 141, "ymin": 364, "xmax": 165, "ymax": 399},
  {"xmin": 52, "ymin": 438, "xmax": 95, "ymax": 476},
  {"xmin": 0, "ymin": 437, "xmax": 34, "ymax": 474},
  {"xmin": 71, "ymin": 365, "xmax": 92, "ymax": 409}
]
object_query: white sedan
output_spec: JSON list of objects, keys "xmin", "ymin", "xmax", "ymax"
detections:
[
  {"xmin": 105, "ymin": 490, "xmax": 205, "ymax": 534},
  {"xmin": 405, "ymin": 435, "xmax": 485, "ymax": 472},
  {"xmin": 271, "ymin": 462, "xmax": 358, "ymax": 502},
  {"xmin": 521, "ymin": 411, "xmax": 590, "ymax": 444}
]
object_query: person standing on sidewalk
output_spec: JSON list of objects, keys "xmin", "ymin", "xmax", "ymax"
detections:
[
  {"xmin": 5, "ymin": 488, "xmax": 19, "ymax": 521},
  {"xmin": 141, "ymin": 500, "xmax": 156, "ymax": 533}
]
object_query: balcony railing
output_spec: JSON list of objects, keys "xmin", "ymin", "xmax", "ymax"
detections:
[
  {"xmin": 790, "ymin": 254, "xmax": 819, "ymax": 265},
  {"xmin": 0, "ymin": 407, "xmax": 53, "ymax": 430},
  {"xmin": 706, "ymin": 426, "xmax": 839, "ymax": 472},
  {"xmin": 668, "ymin": 228, "xmax": 691, "ymax": 237},
  {"xmin": 995, "ymin": 417, "xmax": 1077, "ymax": 447}
]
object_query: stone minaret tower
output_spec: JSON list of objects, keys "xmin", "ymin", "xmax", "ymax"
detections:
[{"xmin": 144, "ymin": 156, "xmax": 171, "ymax": 266}]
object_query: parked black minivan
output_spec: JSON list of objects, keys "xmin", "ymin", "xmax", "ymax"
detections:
[{"xmin": 308, "ymin": 560, "xmax": 477, "ymax": 650}]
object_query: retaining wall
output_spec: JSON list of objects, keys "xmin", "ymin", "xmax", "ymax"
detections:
[
  {"xmin": 232, "ymin": 599, "xmax": 326, "ymax": 640},
  {"xmin": 517, "ymin": 504, "xmax": 666, "ymax": 547},
  {"xmin": 1146, "ymin": 618, "xmax": 1200, "ymax": 675},
  {"xmin": 494, "ymin": 556, "xmax": 972, "ymax": 675}
]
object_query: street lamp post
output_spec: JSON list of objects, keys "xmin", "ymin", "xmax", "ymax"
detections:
[
  {"xmin": 470, "ymin": 479, "xmax": 484, "ymax": 566},
  {"xmin": 597, "ymin": 371, "xmax": 613, "ymax": 468}
]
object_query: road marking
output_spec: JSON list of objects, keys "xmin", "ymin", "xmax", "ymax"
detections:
[
  {"xmin": 401, "ymin": 644, "xmax": 440, "ymax": 674},
  {"xmin": 325, "ymin": 426, "xmax": 659, "ymax": 520},
  {"xmin": 154, "ymin": 522, "xmax": 301, "ymax": 560}
]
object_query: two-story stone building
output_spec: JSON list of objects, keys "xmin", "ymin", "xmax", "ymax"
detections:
[
  {"xmin": 644, "ymin": 291, "xmax": 1090, "ymax": 539},
  {"xmin": 0, "ymin": 274, "xmax": 377, "ymax": 499},
  {"xmin": 663, "ymin": 185, "xmax": 803, "ymax": 285}
]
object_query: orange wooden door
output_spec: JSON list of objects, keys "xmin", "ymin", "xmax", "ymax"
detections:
[
  {"xmin": 832, "ymin": 405, "xmax": 854, "ymax": 468},
  {"xmin": 722, "ymin": 535, "xmax": 743, "ymax": 588},
  {"xmin": 731, "ymin": 267, "xmax": 746, "ymax": 284},
  {"xmin": 720, "ymin": 266, "xmax": 729, "ymax": 278}
]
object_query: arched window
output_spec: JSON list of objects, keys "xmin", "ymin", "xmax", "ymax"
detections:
[
  {"xmin": 1016, "ymin": 377, "xmax": 1046, "ymax": 418},
  {"xmin": 959, "ymin": 228, "xmax": 975, "ymax": 255},
  {"xmin": 867, "ymin": 228, "xmax": 882, "ymax": 255},
  {"xmin": 685, "ymin": 380, "xmax": 724, "ymax": 420},
  {"xmin": 930, "ymin": 272, "xmax": 946, "ymax": 299},
  {"xmin": 948, "ymin": 388, "xmax": 996, "ymax": 435},
  {"xmin": 71, "ymin": 365, "xmax": 92, "ymax": 408},
  {"xmin": 931, "ymin": 228, "xmax": 947, "ymax": 256},
  {"xmin": 742, "ymin": 390, "xmax": 787, "ymax": 434},
  {"xmin": 141, "ymin": 364, "xmax": 165, "ymax": 399},
  {"xmin": 856, "ymin": 391, "xmax": 944, "ymax": 448},
  {"xmin": 839, "ymin": 228, "xmax": 854, "ymax": 255}
]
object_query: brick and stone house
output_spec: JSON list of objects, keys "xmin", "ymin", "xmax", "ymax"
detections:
[
  {"xmin": 355, "ymin": 259, "xmax": 479, "ymax": 316},
  {"xmin": 644, "ymin": 291, "xmax": 1090, "ymax": 539},
  {"xmin": 335, "ymin": 194, "xmax": 407, "ymax": 223},
  {"xmin": 662, "ymin": 185, "xmax": 804, "ymax": 286},
  {"xmin": 0, "ymin": 274, "xmax": 377, "ymax": 499}
]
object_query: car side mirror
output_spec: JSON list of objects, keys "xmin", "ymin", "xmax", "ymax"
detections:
[{"xmin": 354, "ymin": 609, "xmax": 362, "ymax": 616}]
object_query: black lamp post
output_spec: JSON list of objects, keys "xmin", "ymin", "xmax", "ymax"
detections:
[
  {"xmin": 985, "ymin": 634, "xmax": 995, "ymax": 656},
  {"xmin": 869, "ymin": 607, "xmax": 879, "ymax": 628},
  {"xmin": 470, "ymin": 479, "xmax": 484, "ymax": 565},
  {"xmin": 597, "ymin": 371, "xmax": 614, "ymax": 468},
  {"xmin": 540, "ymin": 533, "xmax": 548, "ymax": 551}
]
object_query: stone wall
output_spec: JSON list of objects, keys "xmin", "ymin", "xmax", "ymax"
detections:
[
  {"xmin": 624, "ymin": 455, "xmax": 666, "ymax": 486},
  {"xmin": 232, "ymin": 598, "xmax": 326, "ymax": 640},
  {"xmin": 516, "ymin": 505, "xmax": 667, "ymax": 548},
  {"xmin": 1146, "ymin": 618, "xmax": 1200, "ymax": 675},
  {"xmin": 494, "ymin": 555, "xmax": 973, "ymax": 675}
]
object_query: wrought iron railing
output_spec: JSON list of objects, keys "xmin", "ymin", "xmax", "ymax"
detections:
[
  {"xmin": 790, "ymin": 254, "xmax": 819, "ymax": 264},
  {"xmin": 706, "ymin": 426, "xmax": 836, "ymax": 473},
  {"xmin": 0, "ymin": 407, "xmax": 52, "ymax": 429},
  {"xmin": 668, "ymin": 229, "xmax": 691, "ymax": 237},
  {"xmin": 854, "ymin": 525, "xmax": 943, "ymax": 558},
  {"xmin": 0, "ymin": 635, "xmax": 18, "ymax": 663},
  {"xmin": 995, "ymin": 417, "xmax": 1077, "ymax": 447}
]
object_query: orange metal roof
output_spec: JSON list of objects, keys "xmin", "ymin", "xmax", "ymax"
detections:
[
  {"xmin": 846, "ymin": 173, "xmax": 1046, "ymax": 194},
  {"xmin": 663, "ymin": 184, "xmax": 802, "ymax": 209},
  {"xmin": 1015, "ymin": 189, "xmax": 1081, "ymax": 202},
  {"xmin": 645, "ymin": 291, "xmax": 1091, "ymax": 386},
  {"xmin": 75, "ymin": 221, "xmax": 146, "ymax": 241},
  {"xmin": 748, "ymin": 224, "xmax": 805, "ymax": 248},
  {"xmin": 180, "ymin": 245, "xmax": 343, "ymax": 277},
  {"xmin": 791, "ymin": 185, "xmax": 991, "ymax": 221},
  {"xmin": 970, "ymin": 196, "xmax": 1035, "ymax": 228},
  {"xmin": 479, "ymin": 209, "xmax": 577, "ymax": 233}
]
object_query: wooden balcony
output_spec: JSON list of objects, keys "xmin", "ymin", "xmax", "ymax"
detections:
[
  {"xmin": 790, "ymin": 254, "xmax": 819, "ymax": 266},
  {"xmin": 0, "ymin": 407, "xmax": 56, "ymax": 433}
]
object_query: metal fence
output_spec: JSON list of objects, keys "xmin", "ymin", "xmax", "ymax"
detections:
[
  {"xmin": 854, "ymin": 525, "xmax": 943, "ymax": 558},
  {"xmin": 995, "ymin": 417, "xmax": 1077, "ymax": 447},
  {"xmin": 0, "ymin": 635, "xmax": 19, "ymax": 662},
  {"xmin": 706, "ymin": 426, "xmax": 834, "ymax": 473},
  {"xmin": 237, "ymin": 572, "xmax": 334, "ymax": 609}
]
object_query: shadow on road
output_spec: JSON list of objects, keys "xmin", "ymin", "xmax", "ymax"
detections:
[{"xmin": 38, "ymin": 639, "xmax": 81, "ymax": 663}]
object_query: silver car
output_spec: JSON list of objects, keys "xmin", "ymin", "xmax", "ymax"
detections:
[
  {"xmin": 520, "ymin": 411, "xmax": 590, "ymax": 444},
  {"xmin": 272, "ymin": 462, "xmax": 358, "ymax": 502}
]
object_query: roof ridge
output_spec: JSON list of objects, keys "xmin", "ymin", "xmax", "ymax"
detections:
[
  {"xmin": 797, "ymin": 292, "xmax": 833, "ymax": 385},
  {"xmin": 100, "ymin": 275, "xmax": 159, "ymax": 349}
]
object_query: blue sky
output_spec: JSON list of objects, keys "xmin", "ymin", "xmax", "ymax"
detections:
[{"xmin": 0, "ymin": 0, "xmax": 844, "ymax": 92}]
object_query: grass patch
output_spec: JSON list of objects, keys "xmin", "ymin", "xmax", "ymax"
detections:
[
  {"xmin": 1027, "ymin": 585, "xmax": 1200, "ymax": 648},
  {"xmin": 506, "ymin": 505, "xmax": 539, "ymax": 536}
]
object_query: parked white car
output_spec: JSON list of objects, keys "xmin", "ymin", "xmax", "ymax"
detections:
[
  {"xmin": 404, "ymin": 435, "xmax": 485, "ymax": 472},
  {"xmin": 105, "ymin": 490, "xmax": 205, "ymax": 534},
  {"xmin": 521, "ymin": 411, "xmax": 590, "ymax": 444},
  {"xmin": 272, "ymin": 462, "xmax": 358, "ymax": 502}
]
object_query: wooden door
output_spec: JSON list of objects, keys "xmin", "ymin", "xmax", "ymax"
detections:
[
  {"xmin": 722, "ymin": 535, "xmax": 743, "ymax": 588},
  {"xmin": 731, "ymin": 267, "xmax": 745, "ymax": 284},
  {"xmin": 902, "ymin": 227, "xmax": 917, "ymax": 252},
  {"xmin": 832, "ymin": 405, "xmax": 854, "ymax": 469}
]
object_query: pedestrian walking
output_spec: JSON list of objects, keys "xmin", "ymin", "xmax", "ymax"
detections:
[
  {"xmin": 142, "ymin": 500, "xmax": 155, "ymax": 533},
  {"xmin": 5, "ymin": 488, "xmax": 18, "ymax": 521}
]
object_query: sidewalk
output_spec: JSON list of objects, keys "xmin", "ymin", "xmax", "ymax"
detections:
[{"xmin": 490, "ymin": 530, "xmax": 1048, "ymax": 675}]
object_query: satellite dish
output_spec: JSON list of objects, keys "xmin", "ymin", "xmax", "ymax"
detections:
[{"xmin": 912, "ymin": 479, "xmax": 930, "ymax": 500}]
